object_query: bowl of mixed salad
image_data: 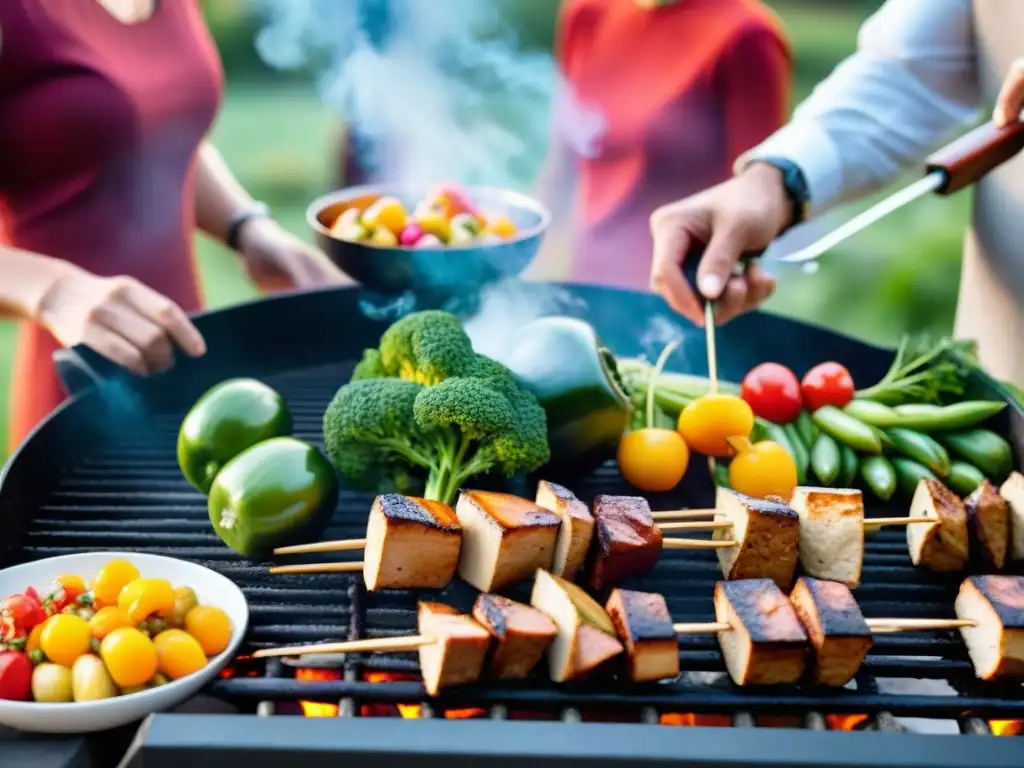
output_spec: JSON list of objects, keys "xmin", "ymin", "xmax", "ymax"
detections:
[
  {"xmin": 0, "ymin": 552, "xmax": 248, "ymax": 733},
  {"xmin": 308, "ymin": 183, "xmax": 550, "ymax": 294}
]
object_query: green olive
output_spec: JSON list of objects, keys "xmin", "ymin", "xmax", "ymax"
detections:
[
  {"xmin": 146, "ymin": 617, "xmax": 167, "ymax": 636},
  {"xmin": 71, "ymin": 655, "xmax": 119, "ymax": 702},
  {"xmin": 32, "ymin": 663, "xmax": 73, "ymax": 703},
  {"xmin": 167, "ymin": 586, "xmax": 199, "ymax": 628}
]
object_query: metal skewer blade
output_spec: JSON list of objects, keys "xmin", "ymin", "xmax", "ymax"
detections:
[{"xmin": 778, "ymin": 173, "xmax": 943, "ymax": 265}]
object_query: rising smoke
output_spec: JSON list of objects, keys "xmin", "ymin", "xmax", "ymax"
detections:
[{"xmin": 249, "ymin": 0, "xmax": 565, "ymax": 190}]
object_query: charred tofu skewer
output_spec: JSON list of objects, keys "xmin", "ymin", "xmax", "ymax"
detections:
[
  {"xmin": 270, "ymin": 494, "xmax": 463, "ymax": 591},
  {"xmin": 472, "ymin": 594, "xmax": 558, "ymax": 680},
  {"xmin": 907, "ymin": 479, "xmax": 969, "ymax": 573},
  {"xmin": 610, "ymin": 578, "xmax": 977, "ymax": 687},
  {"xmin": 712, "ymin": 489, "xmax": 801, "ymax": 591},
  {"xmin": 252, "ymin": 601, "xmax": 491, "ymax": 697},
  {"xmin": 965, "ymin": 481, "xmax": 1010, "ymax": 571},
  {"xmin": 999, "ymin": 472, "xmax": 1024, "ymax": 562}
]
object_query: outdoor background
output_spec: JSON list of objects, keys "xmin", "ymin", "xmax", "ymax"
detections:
[{"xmin": 0, "ymin": 0, "xmax": 969, "ymax": 462}]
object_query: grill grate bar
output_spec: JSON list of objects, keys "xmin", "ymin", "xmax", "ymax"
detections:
[{"xmin": 960, "ymin": 718, "xmax": 992, "ymax": 735}]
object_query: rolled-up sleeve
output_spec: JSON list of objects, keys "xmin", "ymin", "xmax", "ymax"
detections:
[{"xmin": 738, "ymin": 0, "xmax": 981, "ymax": 216}]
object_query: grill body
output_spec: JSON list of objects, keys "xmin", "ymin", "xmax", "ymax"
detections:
[{"xmin": 2, "ymin": 284, "xmax": 1023, "ymax": 767}]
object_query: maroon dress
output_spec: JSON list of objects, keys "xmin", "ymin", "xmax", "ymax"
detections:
[{"xmin": 0, "ymin": 0, "xmax": 223, "ymax": 452}]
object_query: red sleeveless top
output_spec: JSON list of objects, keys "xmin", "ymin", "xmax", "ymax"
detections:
[{"xmin": 0, "ymin": 0, "xmax": 223, "ymax": 452}]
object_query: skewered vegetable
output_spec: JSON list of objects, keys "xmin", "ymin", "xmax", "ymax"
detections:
[
  {"xmin": 741, "ymin": 363, "xmax": 802, "ymax": 424},
  {"xmin": 801, "ymin": 362, "xmax": 855, "ymax": 412},
  {"xmin": 726, "ymin": 438, "xmax": 798, "ymax": 500}
]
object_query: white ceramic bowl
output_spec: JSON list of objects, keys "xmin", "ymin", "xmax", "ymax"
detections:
[{"xmin": 0, "ymin": 552, "xmax": 248, "ymax": 733}]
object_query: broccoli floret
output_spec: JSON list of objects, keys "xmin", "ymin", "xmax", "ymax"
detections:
[
  {"xmin": 378, "ymin": 310, "xmax": 476, "ymax": 385},
  {"xmin": 322, "ymin": 378, "xmax": 435, "ymax": 492},
  {"xmin": 351, "ymin": 349, "xmax": 387, "ymax": 381},
  {"xmin": 323, "ymin": 374, "xmax": 550, "ymax": 507}
]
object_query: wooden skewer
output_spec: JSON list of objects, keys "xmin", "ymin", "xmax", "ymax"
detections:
[
  {"xmin": 662, "ymin": 538, "xmax": 737, "ymax": 550},
  {"xmin": 651, "ymin": 509, "xmax": 717, "ymax": 521},
  {"xmin": 863, "ymin": 516, "xmax": 934, "ymax": 528},
  {"xmin": 269, "ymin": 561, "xmax": 364, "ymax": 575},
  {"xmin": 673, "ymin": 622, "xmax": 731, "ymax": 635},
  {"xmin": 254, "ymin": 634, "xmax": 432, "ymax": 659},
  {"xmin": 274, "ymin": 538, "xmax": 367, "ymax": 556},
  {"xmin": 657, "ymin": 520, "xmax": 734, "ymax": 532}
]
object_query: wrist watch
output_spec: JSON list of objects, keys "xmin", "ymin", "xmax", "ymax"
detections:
[
  {"xmin": 226, "ymin": 201, "xmax": 271, "ymax": 252},
  {"xmin": 750, "ymin": 156, "xmax": 811, "ymax": 232}
]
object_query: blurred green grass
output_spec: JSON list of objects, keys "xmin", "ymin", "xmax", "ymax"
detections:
[{"xmin": 0, "ymin": 1, "xmax": 969, "ymax": 463}]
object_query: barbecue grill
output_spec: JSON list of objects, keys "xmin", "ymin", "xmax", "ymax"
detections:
[{"xmin": 2, "ymin": 282, "xmax": 1023, "ymax": 768}]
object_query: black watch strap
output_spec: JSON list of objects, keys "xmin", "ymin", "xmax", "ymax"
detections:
[
  {"xmin": 751, "ymin": 156, "xmax": 810, "ymax": 231},
  {"xmin": 226, "ymin": 202, "xmax": 271, "ymax": 252}
]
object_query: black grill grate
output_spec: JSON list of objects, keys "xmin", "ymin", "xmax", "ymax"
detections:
[{"xmin": 5, "ymin": 357, "xmax": 1022, "ymax": 735}]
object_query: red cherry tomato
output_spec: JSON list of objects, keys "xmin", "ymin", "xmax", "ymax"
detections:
[
  {"xmin": 801, "ymin": 362, "xmax": 855, "ymax": 411},
  {"xmin": 1, "ymin": 593, "xmax": 47, "ymax": 642},
  {"xmin": 0, "ymin": 651, "xmax": 32, "ymax": 701},
  {"xmin": 740, "ymin": 363, "xmax": 803, "ymax": 424}
]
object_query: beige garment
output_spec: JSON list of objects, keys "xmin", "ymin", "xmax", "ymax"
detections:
[{"xmin": 956, "ymin": 2, "xmax": 1024, "ymax": 385}]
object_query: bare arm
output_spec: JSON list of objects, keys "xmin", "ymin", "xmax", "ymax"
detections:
[{"xmin": 194, "ymin": 140, "xmax": 256, "ymax": 245}]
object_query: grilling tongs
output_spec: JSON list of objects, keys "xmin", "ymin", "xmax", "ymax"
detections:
[{"xmin": 683, "ymin": 118, "xmax": 1024, "ymax": 384}]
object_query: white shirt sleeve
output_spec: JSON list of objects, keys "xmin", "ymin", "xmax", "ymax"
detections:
[{"xmin": 740, "ymin": 0, "xmax": 981, "ymax": 216}]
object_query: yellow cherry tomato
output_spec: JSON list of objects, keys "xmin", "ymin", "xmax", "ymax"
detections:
[
  {"xmin": 485, "ymin": 215, "xmax": 517, "ymax": 239},
  {"xmin": 153, "ymin": 629, "xmax": 207, "ymax": 680},
  {"xmin": 91, "ymin": 560, "xmax": 140, "ymax": 607},
  {"xmin": 413, "ymin": 209, "xmax": 451, "ymax": 243},
  {"xmin": 56, "ymin": 574, "xmax": 87, "ymax": 602},
  {"xmin": 728, "ymin": 439, "xmax": 799, "ymax": 501},
  {"xmin": 100, "ymin": 627, "xmax": 158, "ymax": 689},
  {"xmin": 676, "ymin": 394, "xmax": 754, "ymax": 457},
  {"xmin": 368, "ymin": 226, "xmax": 399, "ymax": 247},
  {"xmin": 184, "ymin": 606, "xmax": 233, "ymax": 656},
  {"xmin": 329, "ymin": 208, "xmax": 368, "ymax": 242},
  {"xmin": 39, "ymin": 614, "xmax": 93, "ymax": 667},
  {"xmin": 117, "ymin": 578, "xmax": 175, "ymax": 623},
  {"xmin": 617, "ymin": 427, "xmax": 691, "ymax": 492},
  {"xmin": 362, "ymin": 195, "xmax": 408, "ymax": 235},
  {"xmin": 26, "ymin": 623, "xmax": 44, "ymax": 654},
  {"xmin": 89, "ymin": 606, "xmax": 134, "ymax": 640}
]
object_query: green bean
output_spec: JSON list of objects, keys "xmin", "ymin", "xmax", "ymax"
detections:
[
  {"xmin": 890, "ymin": 401, "xmax": 1006, "ymax": 432},
  {"xmin": 937, "ymin": 429, "xmax": 1014, "ymax": 482},
  {"xmin": 860, "ymin": 456, "xmax": 897, "ymax": 501},
  {"xmin": 886, "ymin": 428, "xmax": 952, "ymax": 478},
  {"xmin": 811, "ymin": 433, "xmax": 841, "ymax": 486},
  {"xmin": 891, "ymin": 457, "xmax": 937, "ymax": 498},
  {"xmin": 844, "ymin": 399, "xmax": 901, "ymax": 428},
  {"xmin": 795, "ymin": 410, "xmax": 817, "ymax": 448},
  {"xmin": 837, "ymin": 444, "xmax": 859, "ymax": 487},
  {"xmin": 946, "ymin": 461, "xmax": 985, "ymax": 496},
  {"xmin": 783, "ymin": 423, "xmax": 811, "ymax": 485},
  {"xmin": 812, "ymin": 406, "xmax": 883, "ymax": 454}
]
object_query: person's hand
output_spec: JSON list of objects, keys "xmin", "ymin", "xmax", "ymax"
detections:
[
  {"xmin": 238, "ymin": 217, "xmax": 354, "ymax": 293},
  {"xmin": 993, "ymin": 58, "xmax": 1024, "ymax": 128},
  {"xmin": 35, "ymin": 262, "xmax": 206, "ymax": 376},
  {"xmin": 649, "ymin": 163, "xmax": 792, "ymax": 327}
]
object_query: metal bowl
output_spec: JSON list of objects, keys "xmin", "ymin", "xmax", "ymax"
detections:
[{"xmin": 307, "ymin": 184, "xmax": 550, "ymax": 295}]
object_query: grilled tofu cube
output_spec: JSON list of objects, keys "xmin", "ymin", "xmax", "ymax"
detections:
[
  {"xmin": 535, "ymin": 480, "xmax": 595, "ymax": 581},
  {"xmin": 965, "ymin": 480, "xmax": 1009, "ymax": 571},
  {"xmin": 907, "ymin": 479, "xmax": 968, "ymax": 573},
  {"xmin": 789, "ymin": 487, "xmax": 864, "ymax": 588},
  {"xmin": 588, "ymin": 495, "xmax": 663, "ymax": 592},
  {"xmin": 955, "ymin": 575, "xmax": 1024, "ymax": 681},
  {"xmin": 789, "ymin": 577, "xmax": 872, "ymax": 687},
  {"xmin": 530, "ymin": 569, "xmax": 624, "ymax": 683},
  {"xmin": 714, "ymin": 578, "xmax": 808, "ymax": 686},
  {"xmin": 363, "ymin": 495, "xmax": 462, "ymax": 591},
  {"xmin": 605, "ymin": 589, "xmax": 680, "ymax": 683},
  {"xmin": 417, "ymin": 602, "xmax": 490, "ymax": 696},
  {"xmin": 472, "ymin": 594, "xmax": 557, "ymax": 680},
  {"xmin": 455, "ymin": 491, "xmax": 561, "ymax": 592},
  {"xmin": 713, "ymin": 489, "xmax": 800, "ymax": 591},
  {"xmin": 998, "ymin": 472, "xmax": 1024, "ymax": 562}
]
